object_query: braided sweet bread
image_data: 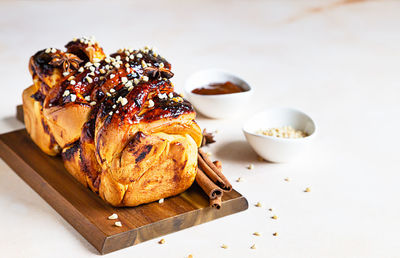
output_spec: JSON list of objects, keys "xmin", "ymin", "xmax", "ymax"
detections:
[{"xmin": 23, "ymin": 37, "xmax": 202, "ymax": 207}]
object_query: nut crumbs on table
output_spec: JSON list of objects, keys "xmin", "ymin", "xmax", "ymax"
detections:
[{"xmin": 108, "ymin": 213, "xmax": 118, "ymax": 220}]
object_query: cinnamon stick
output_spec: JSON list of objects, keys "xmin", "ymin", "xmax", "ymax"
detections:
[
  {"xmin": 210, "ymin": 195, "xmax": 222, "ymax": 209},
  {"xmin": 213, "ymin": 160, "xmax": 222, "ymax": 170},
  {"xmin": 198, "ymin": 149, "xmax": 232, "ymax": 192},
  {"xmin": 195, "ymin": 167, "xmax": 223, "ymax": 199}
]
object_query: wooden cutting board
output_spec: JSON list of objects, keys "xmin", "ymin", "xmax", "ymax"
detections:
[{"xmin": 0, "ymin": 106, "xmax": 248, "ymax": 254}]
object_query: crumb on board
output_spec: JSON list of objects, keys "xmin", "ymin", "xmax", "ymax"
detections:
[
  {"xmin": 108, "ymin": 213, "xmax": 118, "ymax": 220},
  {"xmin": 250, "ymin": 244, "xmax": 256, "ymax": 249},
  {"xmin": 304, "ymin": 187, "xmax": 311, "ymax": 192},
  {"xmin": 253, "ymin": 232, "xmax": 261, "ymax": 236},
  {"xmin": 221, "ymin": 244, "xmax": 228, "ymax": 249},
  {"xmin": 255, "ymin": 202, "xmax": 262, "ymax": 207},
  {"xmin": 158, "ymin": 238, "xmax": 165, "ymax": 244}
]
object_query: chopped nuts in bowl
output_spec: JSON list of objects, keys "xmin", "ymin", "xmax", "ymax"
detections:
[{"xmin": 243, "ymin": 107, "xmax": 316, "ymax": 163}]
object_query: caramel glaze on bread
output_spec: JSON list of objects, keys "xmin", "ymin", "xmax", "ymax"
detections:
[{"xmin": 23, "ymin": 37, "xmax": 202, "ymax": 206}]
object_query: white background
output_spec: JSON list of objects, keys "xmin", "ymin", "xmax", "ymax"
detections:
[{"xmin": 0, "ymin": 0, "xmax": 399, "ymax": 257}]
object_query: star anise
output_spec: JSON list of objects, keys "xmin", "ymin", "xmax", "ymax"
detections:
[
  {"xmin": 144, "ymin": 67, "xmax": 174, "ymax": 80},
  {"xmin": 49, "ymin": 53, "xmax": 83, "ymax": 73},
  {"xmin": 201, "ymin": 129, "xmax": 216, "ymax": 147}
]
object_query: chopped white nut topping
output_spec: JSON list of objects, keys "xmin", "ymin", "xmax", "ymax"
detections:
[
  {"xmin": 148, "ymin": 99, "xmax": 154, "ymax": 108},
  {"xmin": 78, "ymin": 67, "xmax": 84, "ymax": 73},
  {"xmin": 125, "ymin": 81, "xmax": 133, "ymax": 88},
  {"xmin": 120, "ymin": 97, "xmax": 128, "ymax": 106},
  {"xmin": 63, "ymin": 90, "xmax": 70, "ymax": 97},
  {"xmin": 158, "ymin": 93, "xmax": 167, "ymax": 99},
  {"xmin": 110, "ymin": 74, "xmax": 115, "ymax": 79},
  {"xmin": 110, "ymin": 88, "xmax": 115, "ymax": 93},
  {"xmin": 45, "ymin": 48, "xmax": 51, "ymax": 53},
  {"xmin": 133, "ymin": 78, "xmax": 140, "ymax": 85},
  {"xmin": 86, "ymin": 76, "xmax": 93, "ymax": 83},
  {"xmin": 90, "ymin": 101, "xmax": 97, "ymax": 106},
  {"xmin": 70, "ymin": 80, "xmax": 76, "ymax": 85},
  {"xmin": 121, "ymin": 77, "xmax": 128, "ymax": 84},
  {"xmin": 114, "ymin": 221, "xmax": 122, "ymax": 227},
  {"xmin": 168, "ymin": 92, "xmax": 174, "ymax": 98},
  {"xmin": 159, "ymin": 198, "xmax": 164, "ymax": 204},
  {"xmin": 70, "ymin": 94, "xmax": 76, "ymax": 102},
  {"xmin": 84, "ymin": 95, "xmax": 91, "ymax": 101},
  {"xmin": 51, "ymin": 48, "xmax": 56, "ymax": 53},
  {"xmin": 62, "ymin": 71, "xmax": 69, "ymax": 76}
]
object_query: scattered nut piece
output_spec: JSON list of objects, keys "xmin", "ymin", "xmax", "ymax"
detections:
[
  {"xmin": 108, "ymin": 213, "xmax": 118, "ymax": 220},
  {"xmin": 247, "ymin": 164, "xmax": 254, "ymax": 170},
  {"xmin": 253, "ymin": 232, "xmax": 261, "ymax": 236},
  {"xmin": 70, "ymin": 94, "xmax": 76, "ymax": 102},
  {"xmin": 188, "ymin": 255, "xmax": 193, "ymax": 258},
  {"xmin": 236, "ymin": 177, "xmax": 242, "ymax": 182},
  {"xmin": 221, "ymin": 244, "xmax": 228, "ymax": 249},
  {"xmin": 250, "ymin": 244, "xmax": 256, "ymax": 249},
  {"xmin": 268, "ymin": 208, "xmax": 273, "ymax": 211},
  {"xmin": 271, "ymin": 215, "xmax": 278, "ymax": 220},
  {"xmin": 284, "ymin": 178, "xmax": 290, "ymax": 182},
  {"xmin": 159, "ymin": 198, "xmax": 164, "ymax": 204},
  {"xmin": 114, "ymin": 221, "xmax": 122, "ymax": 227},
  {"xmin": 255, "ymin": 202, "xmax": 262, "ymax": 207},
  {"xmin": 273, "ymin": 232, "xmax": 278, "ymax": 236},
  {"xmin": 158, "ymin": 238, "xmax": 165, "ymax": 244},
  {"xmin": 304, "ymin": 187, "xmax": 311, "ymax": 192}
]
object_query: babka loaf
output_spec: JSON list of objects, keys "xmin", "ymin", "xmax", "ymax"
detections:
[{"xmin": 23, "ymin": 36, "xmax": 202, "ymax": 207}]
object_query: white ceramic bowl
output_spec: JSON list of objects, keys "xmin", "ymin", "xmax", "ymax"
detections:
[
  {"xmin": 243, "ymin": 107, "xmax": 317, "ymax": 163},
  {"xmin": 184, "ymin": 69, "xmax": 253, "ymax": 119}
]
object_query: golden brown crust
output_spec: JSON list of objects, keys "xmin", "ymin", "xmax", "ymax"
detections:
[{"xmin": 23, "ymin": 37, "xmax": 202, "ymax": 207}]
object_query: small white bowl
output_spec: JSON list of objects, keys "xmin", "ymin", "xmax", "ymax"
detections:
[
  {"xmin": 243, "ymin": 107, "xmax": 317, "ymax": 163},
  {"xmin": 184, "ymin": 69, "xmax": 253, "ymax": 119}
]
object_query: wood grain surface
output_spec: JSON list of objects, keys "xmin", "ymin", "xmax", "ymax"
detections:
[{"xmin": 0, "ymin": 106, "xmax": 248, "ymax": 254}]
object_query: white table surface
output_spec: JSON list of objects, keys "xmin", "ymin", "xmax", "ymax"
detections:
[{"xmin": 0, "ymin": 0, "xmax": 399, "ymax": 257}]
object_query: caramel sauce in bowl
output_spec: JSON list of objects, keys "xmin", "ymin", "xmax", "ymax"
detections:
[
  {"xmin": 191, "ymin": 81, "xmax": 245, "ymax": 95},
  {"xmin": 184, "ymin": 69, "xmax": 253, "ymax": 119}
]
